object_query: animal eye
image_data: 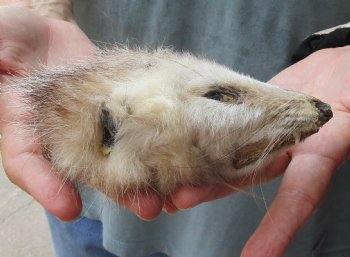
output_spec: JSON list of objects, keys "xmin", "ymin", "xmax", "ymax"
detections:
[
  {"xmin": 203, "ymin": 90, "xmax": 240, "ymax": 103},
  {"xmin": 100, "ymin": 108, "xmax": 118, "ymax": 156}
]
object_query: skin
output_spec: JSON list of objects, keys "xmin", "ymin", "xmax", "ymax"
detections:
[
  {"xmin": 1, "ymin": 6, "xmax": 350, "ymax": 257},
  {"xmin": 0, "ymin": 6, "xmax": 95, "ymax": 221},
  {"xmin": 172, "ymin": 48, "xmax": 350, "ymax": 257}
]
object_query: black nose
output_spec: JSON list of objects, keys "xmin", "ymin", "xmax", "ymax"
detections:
[{"xmin": 314, "ymin": 100, "xmax": 333, "ymax": 125}]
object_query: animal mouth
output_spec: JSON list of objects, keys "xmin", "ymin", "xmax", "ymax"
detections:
[
  {"xmin": 232, "ymin": 100, "xmax": 333, "ymax": 169},
  {"xmin": 231, "ymin": 130, "xmax": 315, "ymax": 169}
]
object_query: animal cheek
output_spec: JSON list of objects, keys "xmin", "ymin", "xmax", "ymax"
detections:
[
  {"xmin": 232, "ymin": 139, "xmax": 270, "ymax": 169},
  {"xmin": 134, "ymin": 96, "xmax": 178, "ymax": 121}
]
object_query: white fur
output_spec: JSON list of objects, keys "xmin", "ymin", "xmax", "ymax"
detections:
[{"xmin": 8, "ymin": 48, "xmax": 330, "ymax": 197}]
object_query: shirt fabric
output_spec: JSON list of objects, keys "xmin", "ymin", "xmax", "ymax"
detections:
[{"xmin": 72, "ymin": 1, "xmax": 350, "ymax": 256}]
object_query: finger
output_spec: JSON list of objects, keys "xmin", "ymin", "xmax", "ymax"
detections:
[
  {"xmin": 171, "ymin": 184, "xmax": 219, "ymax": 210},
  {"xmin": 1, "ymin": 124, "xmax": 82, "ymax": 221},
  {"xmin": 2, "ymin": 151, "xmax": 82, "ymax": 221},
  {"xmin": 163, "ymin": 198, "xmax": 179, "ymax": 214},
  {"xmin": 117, "ymin": 190, "xmax": 164, "ymax": 221},
  {"xmin": 171, "ymin": 152, "xmax": 291, "ymax": 210},
  {"xmin": 241, "ymin": 154, "xmax": 335, "ymax": 257}
]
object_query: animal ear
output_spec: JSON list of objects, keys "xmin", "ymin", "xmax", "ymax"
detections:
[{"xmin": 100, "ymin": 107, "xmax": 119, "ymax": 156}]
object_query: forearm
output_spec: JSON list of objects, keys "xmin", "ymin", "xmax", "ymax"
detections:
[{"xmin": 0, "ymin": 0, "xmax": 73, "ymax": 21}]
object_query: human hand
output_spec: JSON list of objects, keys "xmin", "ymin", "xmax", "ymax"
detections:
[
  {"xmin": 166, "ymin": 47, "xmax": 350, "ymax": 256},
  {"xmin": 0, "ymin": 6, "xmax": 166, "ymax": 221},
  {"xmin": 3, "ymin": 7, "xmax": 348, "ymax": 236},
  {"xmin": 0, "ymin": 6, "xmax": 95, "ymax": 220},
  {"xmin": 240, "ymin": 47, "xmax": 350, "ymax": 257}
]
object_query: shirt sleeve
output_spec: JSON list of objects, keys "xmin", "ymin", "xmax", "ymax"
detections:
[{"xmin": 291, "ymin": 22, "xmax": 350, "ymax": 63}]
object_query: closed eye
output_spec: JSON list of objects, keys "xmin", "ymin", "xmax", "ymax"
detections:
[
  {"xmin": 100, "ymin": 107, "xmax": 119, "ymax": 155},
  {"xmin": 203, "ymin": 87, "xmax": 243, "ymax": 104}
]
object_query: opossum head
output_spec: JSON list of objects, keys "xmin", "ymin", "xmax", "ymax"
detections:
[
  {"xmin": 185, "ymin": 78, "xmax": 331, "ymax": 173},
  {"xmin": 12, "ymin": 48, "xmax": 332, "ymax": 196}
]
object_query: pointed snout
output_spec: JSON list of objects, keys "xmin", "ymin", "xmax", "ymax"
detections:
[{"xmin": 313, "ymin": 99, "xmax": 333, "ymax": 125}]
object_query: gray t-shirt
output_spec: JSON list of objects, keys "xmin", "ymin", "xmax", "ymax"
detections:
[{"xmin": 73, "ymin": 1, "xmax": 350, "ymax": 256}]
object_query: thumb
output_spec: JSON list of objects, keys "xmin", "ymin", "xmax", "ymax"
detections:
[{"xmin": 241, "ymin": 154, "xmax": 335, "ymax": 257}]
